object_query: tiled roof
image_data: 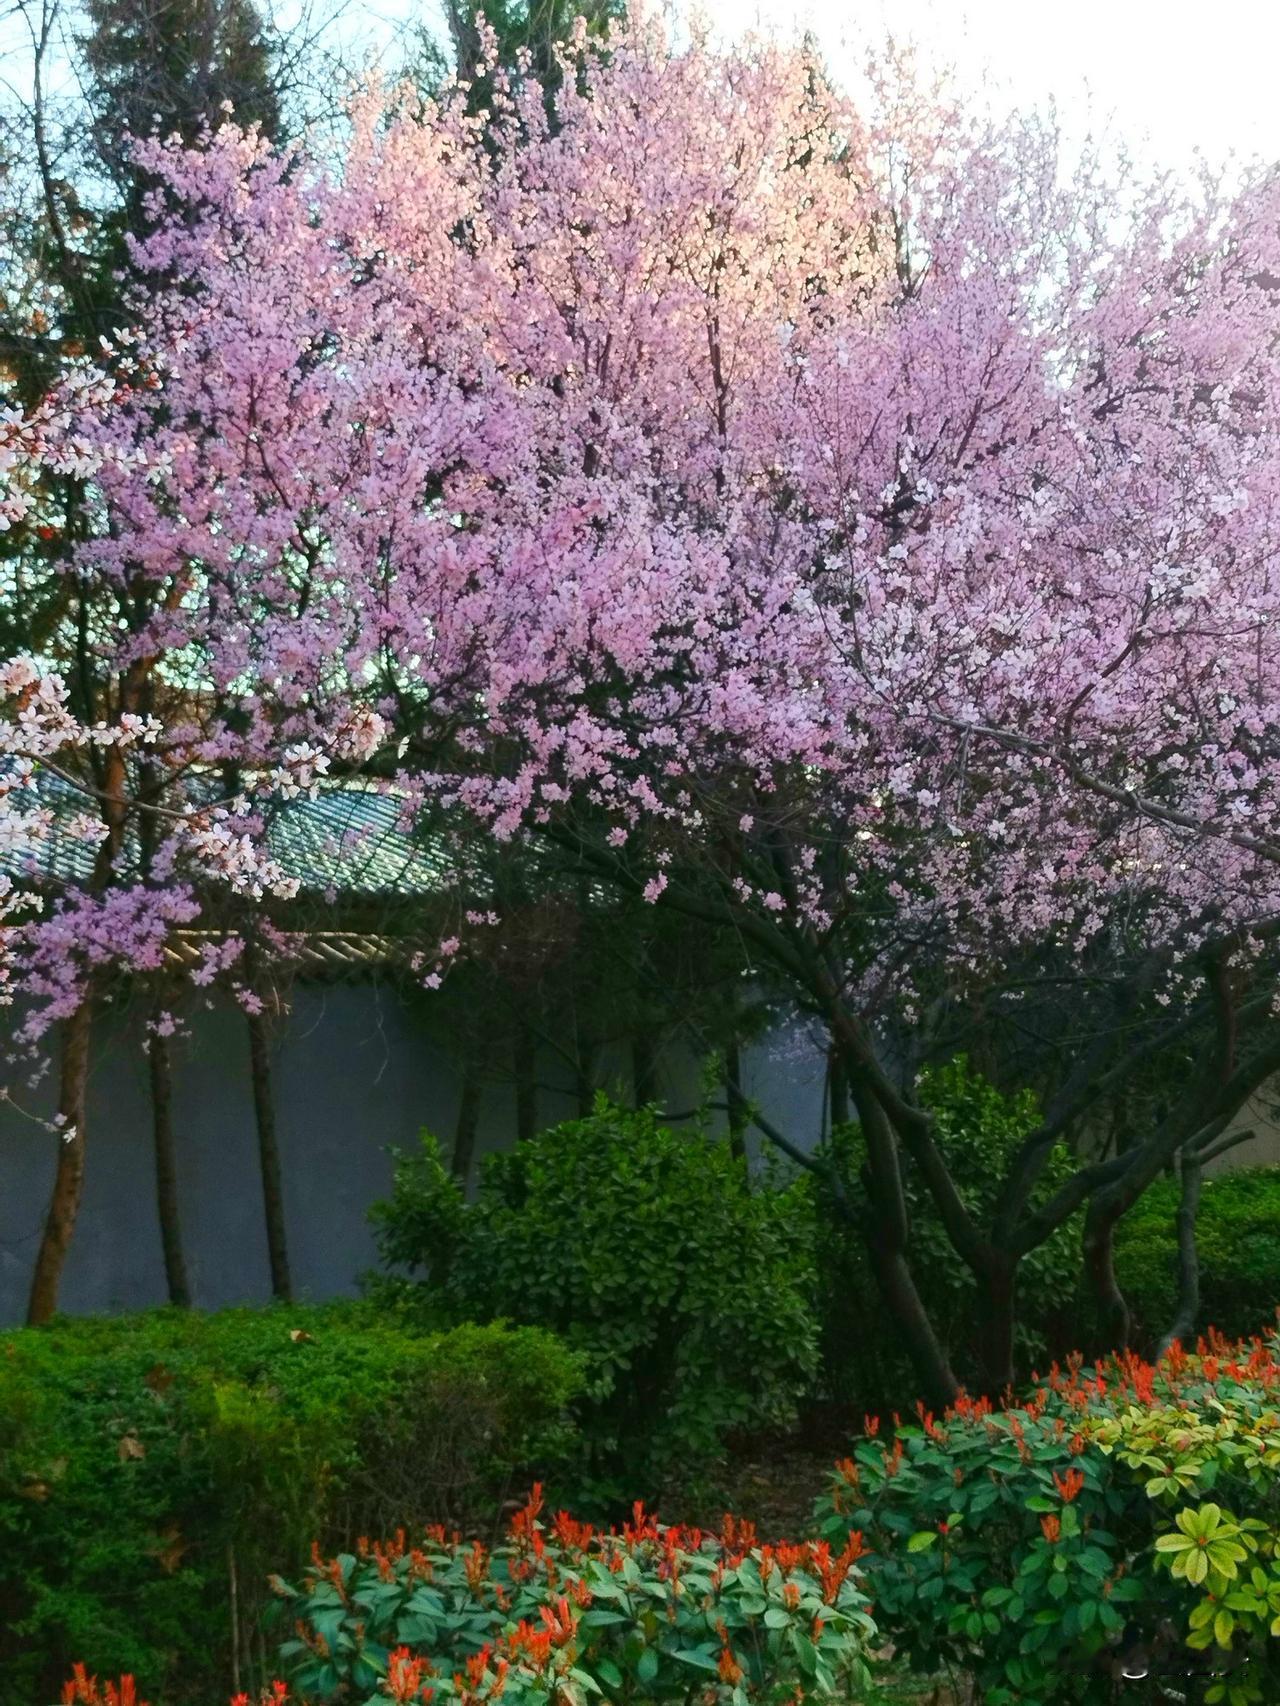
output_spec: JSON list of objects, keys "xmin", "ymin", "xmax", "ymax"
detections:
[
  {"xmin": 164, "ymin": 928, "xmax": 409, "ymax": 972},
  {"xmin": 12, "ymin": 772, "xmax": 446, "ymax": 898}
]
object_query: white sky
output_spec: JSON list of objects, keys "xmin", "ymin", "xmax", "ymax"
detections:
[
  {"xmin": 330, "ymin": 0, "xmax": 1280, "ymax": 173},
  {"xmin": 5, "ymin": 0, "xmax": 1279, "ymax": 174},
  {"xmin": 749, "ymin": 0, "xmax": 1280, "ymax": 170}
]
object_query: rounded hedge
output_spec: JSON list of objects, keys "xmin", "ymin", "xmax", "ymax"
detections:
[
  {"xmin": 370, "ymin": 1100, "xmax": 820, "ymax": 1501},
  {"xmin": 0, "ymin": 1302, "xmax": 581, "ymax": 1706}
]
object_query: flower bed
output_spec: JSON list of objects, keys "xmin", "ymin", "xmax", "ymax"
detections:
[
  {"xmin": 273, "ymin": 1487, "xmax": 875, "ymax": 1704},
  {"xmin": 56, "ymin": 1492, "xmax": 876, "ymax": 1706},
  {"xmin": 60, "ymin": 1335, "xmax": 1280, "ymax": 1706}
]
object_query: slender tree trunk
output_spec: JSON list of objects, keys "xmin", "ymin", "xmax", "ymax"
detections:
[
  {"xmin": 247, "ymin": 1007, "xmax": 292, "ymax": 1301},
  {"xmin": 721, "ymin": 1021, "xmax": 959, "ymax": 1407},
  {"xmin": 228, "ymin": 1543, "xmax": 242, "ymax": 1697},
  {"xmin": 1156, "ymin": 1152, "xmax": 1203, "ymax": 1359},
  {"xmin": 514, "ymin": 1022, "xmax": 537, "ymax": 1141},
  {"xmin": 27, "ymin": 998, "xmax": 95, "ymax": 1324},
  {"xmin": 828, "ymin": 1045, "xmax": 850, "ymax": 1130},
  {"xmin": 848, "ymin": 1072, "xmax": 960, "ymax": 1407},
  {"xmin": 974, "ymin": 1252, "xmax": 1019, "ymax": 1396},
  {"xmin": 864, "ymin": 1233, "xmax": 959, "ymax": 1411},
  {"xmin": 452, "ymin": 1066, "xmax": 481, "ymax": 1186},
  {"xmin": 725, "ymin": 1037, "xmax": 747, "ymax": 1162},
  {"xmin": 148, "ymin": 1008, "xmax": 191, "ymax": 1307},
  {"xmin": 1083, "ymin": 1197, "xmax": 1131, "ymax": 1354}
]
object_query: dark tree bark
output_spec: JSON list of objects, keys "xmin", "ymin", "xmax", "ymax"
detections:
[
  {"xmin": 828, "ymin": 1045, "xmax": 850, "ymax": 1130},
  {"xmin": 1083, "ymin": 1198, "xmax": 1132, "ymax": 1354},
  {"xmin": 849, "ymin": 1071, "xmax": 961, "ymax": 1407},
  {"xmin": 247, "ymin": 1006, "xmax": 292, "ymax": 1301},
  {"xmin": 725, "ymin": 1036, "xmax": 747, "ymax": 1162},
  {"xmin": 452, "ymin": 1066, "xmax": 481, "ymax": 1185},
  {"xmin": 864, "ymin": 1235, "xmax": 959, "ymax": 1411},
  {"xmin": 148, "ymin": 1004, "xmax": 191, "ymax": 1306},
  {"xmin": 974, "ymin": 1252, "xmax": 1019, "ymax": 1396},
  {"xmin": 1156, "ymin": 1152, "xmax": 1203, "ymax": 1358},
  {"xmin": 27, "ymin": 999, "xmax": 95, "ymax": 1324},
  {"xmin": 723, "ymin": 1045, "xmax": 960, "ymax": 1405},
  {"xmin": 26, "ymin": 735, "xmax": 131, "ymax": 1325}
]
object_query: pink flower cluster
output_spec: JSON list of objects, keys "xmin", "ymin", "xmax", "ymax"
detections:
[{"xmin": 6, "ymin": 16, "xmax": 1280, "ymax": 1032}]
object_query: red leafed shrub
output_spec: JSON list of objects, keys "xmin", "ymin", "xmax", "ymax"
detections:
[
  {"xmin": 816, "ymin": 1334, "xmax": 1280, "ymax": 1705},
  {"xmin": 57, "ymin": 1494, "xmax": 880, "ymax": 1706},
  {"xmin": 58, "ymin": 1677, "xmax": 291, "ymax": 1706},
  {"xmin": 272, "ymin": 1486, "xmax": 877, "ymax": 1704},
  {"xmin": 59, "ymin": 1669, "xmax": 148, "ymax": 1706}
]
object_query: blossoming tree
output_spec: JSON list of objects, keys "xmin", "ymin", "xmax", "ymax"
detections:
[
  {"xmin": 9, "ymin": 16, "xmax": 1280, "ymax": 1392},
  {"xmin": 1, "ymin": 362, "xmax": 384, "ymax": 1318}
]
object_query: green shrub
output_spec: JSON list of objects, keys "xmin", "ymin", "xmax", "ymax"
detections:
[
  {"xmin": 273, "ymin": 1486, "xmax": 876, "ymax": 1705},
  {"xmin": 1116, "ymin": 1166, "xmax": 1280, "ymax": 1344},
  {"xmin": 813, "ymin": 1339, "xmax": 1280, "ymax": 1705},
  {"xmin": 815, "ymin": 1058, "xmax": 1081, "ymax": 1409},
  {"xmin": 369, "ymin": 1101, "xmax": 819, "ymax": 1501},
  {"xmin": 0, "ymin": 1302, "xmax": 582, "ymax": 1706}
]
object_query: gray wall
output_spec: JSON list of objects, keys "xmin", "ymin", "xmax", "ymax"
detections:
[
  {"xmin": 10, "ymin": 971, "xmax": 1275, "ymax": 1330},
  {"xmin": 0, "ymin": 983, "xmax": 832, "ymax": 1325}
]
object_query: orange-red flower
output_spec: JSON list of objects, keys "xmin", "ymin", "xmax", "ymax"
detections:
[
  {"xmin": 1053, "ymin": 1468, "xmax": 1085, "ymax": 1504},
  {"xmin": 717, "ymin": 1645, "xmax": 744, "ymax": 1686},
  {"xmin": 464, "ymin": 1540, "xmax": 489, "ymax": 1593},
  {"xmin": 538, "ymin": 1594, "xmax": 578, "ymax": 1648},
  {"xmin": 61, "ymin": 1668, "xmax": 147, "ymax": 1706},
  {"xmin": 387, "ymin": 1646, "xmax": 434, "ymax": 1703}
]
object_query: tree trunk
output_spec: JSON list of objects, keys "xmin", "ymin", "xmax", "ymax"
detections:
[
  {"xmin": 514, "ymin": 1022, "xmax": 537, "ymax": 1141},
  {"xmin": 718, "ymin": 1026, "xmax": 959, "ymax": 1408},
  {"xmin": 974, "ymin": 1253, "xmax": 1018, "ymax": 1396},
  {"xmin": 725, "ymin": 1037, "xmax": 747, "ymax": 1162},
  {"xmin": 864, "ymin": 1233, "xmax": 960, "ymax": 1411},
  {"xmin": 844, "ymin": 1064, "xmax": 961, "ymax": 1408},
  {"xmin": 452, "ymin": 1066, "xmax": 481, "ymax": 1186},
  {"xmin": 148, "ymin": 1011, "xmax": 191, "ymax": 1307},
  {"xmin": 1155, "ymin": 1152, "xmax": 1203, "ymax": 1359},
  {"xmin": 27, "ymin": 999, "xmax": 95, "ymax": 1324},
  {"xmin": 247, "ymin": 1008, "xmax": 292, "ymax": 1301},
  {"xmin": 1083, "ymin": 1197, "xmax": 1131, "ymax": 1354},
  {"xmin": 828, "ymin": 1045, "xmax": 850, "ymax": 1130}
]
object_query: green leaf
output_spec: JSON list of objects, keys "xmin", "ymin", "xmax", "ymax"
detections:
[
  {"xmin": 394, "ymin": 1614, "xmax": 436, "ymax": 1645},
  {"xmin": 669, "ymin": 1646, "xmax": 720, "ymax": 1673}
]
